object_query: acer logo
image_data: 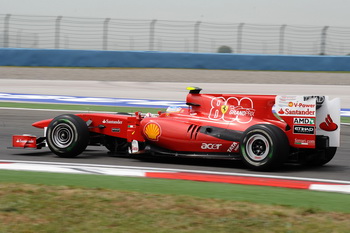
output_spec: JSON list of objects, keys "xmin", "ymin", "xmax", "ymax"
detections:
[{"xmin": 201, "ymin": 143, "xmax": 222, "ymax": 150}]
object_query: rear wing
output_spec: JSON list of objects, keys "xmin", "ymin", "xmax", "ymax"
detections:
[{"xmin": 276, "ymin": 95, "xmax": 340, "ymax": 148}]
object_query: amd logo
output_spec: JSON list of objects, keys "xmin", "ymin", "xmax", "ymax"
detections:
[{"xmin": 293, "ymin": 118, "xmax": 315, "ymax": 125}]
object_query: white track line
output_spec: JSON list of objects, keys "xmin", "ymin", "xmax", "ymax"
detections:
[
  {"xmin": 1, "ymin": 160, "xmax": 350, "ymax": 194},
  {"xmin": 1, "ymin": 159, "xmax": 350, "ymax": 185}
]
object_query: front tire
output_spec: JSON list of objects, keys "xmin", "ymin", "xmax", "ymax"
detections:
[
  {"xmin": 240, "ymin": 124, "xmax": 289, "ymax": 171},
  {"xmin": 46, "ymin": 114, "xmax": 89, "ymax": 158}
]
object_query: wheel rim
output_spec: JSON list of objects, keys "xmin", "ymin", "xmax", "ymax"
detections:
[
  {"xmin": 246, "ymin": 134, "xmax": 270, "ymax": 161},
  {"xmin": 51, "ymin": 123, "xmax": 75, "ymax": 148}
]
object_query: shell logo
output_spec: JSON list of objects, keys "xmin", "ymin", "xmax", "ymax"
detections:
[{"xmin": 144, "ymin": 122, "xmax": 161, "ymax": 141}]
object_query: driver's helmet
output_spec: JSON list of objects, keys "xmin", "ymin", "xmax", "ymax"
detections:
[{"xmin": 166, "ymin": 105, "xmax": 184, "ymax": 113}]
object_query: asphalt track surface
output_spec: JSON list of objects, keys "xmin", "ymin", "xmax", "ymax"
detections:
[
  {"xmin": 1, "ymin": 67, "xmax": 350, "ymax": 107},
  {"xmin": 0, "ymin": 67, "xmax": 350, "ymax": 182}
]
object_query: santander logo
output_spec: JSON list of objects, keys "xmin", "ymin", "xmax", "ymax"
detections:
[{"xmin": 319, "ymin": 114, "xmax": 338, "ymax": 132}]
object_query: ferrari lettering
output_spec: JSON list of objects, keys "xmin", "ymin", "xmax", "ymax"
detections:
[
  {"xmin": 294, "ymin": 138, "xmax": 315, "ymax": 146},
  {"xmin": 201, "ymin": 143, "xmax": 222, "ymax": 150},
  {"xmin": 209, "ymin": 97, "xmax": 255, "ymax": 123}
]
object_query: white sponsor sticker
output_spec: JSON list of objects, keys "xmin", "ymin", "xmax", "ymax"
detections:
[{"xmin": 276, "ymin": 96, "xmax": 316, "ymax": 117}]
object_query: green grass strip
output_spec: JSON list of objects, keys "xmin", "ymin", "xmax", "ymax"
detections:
[
  {"xmin": 342, "ymin": 116, "xmax": 350, "ymax": 123},
  {"xmin": 0, "ymin": 170, "xmax": 349, "ymax": 213}
]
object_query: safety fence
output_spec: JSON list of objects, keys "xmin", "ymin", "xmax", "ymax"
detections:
[{"xmin": 1, "ymin": 14, "xmax": 350, "ymax": 55}]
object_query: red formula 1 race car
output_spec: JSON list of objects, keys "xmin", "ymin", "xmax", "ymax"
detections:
[{"xmin": 11, "ymin": 87, "xmax": 341, "ymax": 171}]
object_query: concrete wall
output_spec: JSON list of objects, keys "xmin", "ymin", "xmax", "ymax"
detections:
[{"xmin": 1, "ymin": 48, "xmax": 349, "ymax": 71}]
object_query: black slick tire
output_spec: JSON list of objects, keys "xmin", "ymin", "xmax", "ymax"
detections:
[
  {"xmin": 46, "ymin": 114, "xmax": 89, "ymax": 158},
  {"xmin": 240, "ymin": 124, "xmax": 289, "ymax": 171}
]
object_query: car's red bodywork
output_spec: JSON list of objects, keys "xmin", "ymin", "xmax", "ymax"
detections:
[{"xmin": 11, "ymin": 87, "xmax": 341, "ymax": 170}]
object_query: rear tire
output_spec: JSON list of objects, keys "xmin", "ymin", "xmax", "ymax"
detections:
[
  {"xmin": 46, "ymin": 114, "xmax": 89, "ymax": 158},
  {"xmin": 240, "ymin": 124, "xmax": 289, "ymax": 171}
]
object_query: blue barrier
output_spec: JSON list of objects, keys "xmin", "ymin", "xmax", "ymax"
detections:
[{"xmin": 1, "ymin": 48, "xmax": 350, "ymax": 71}]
